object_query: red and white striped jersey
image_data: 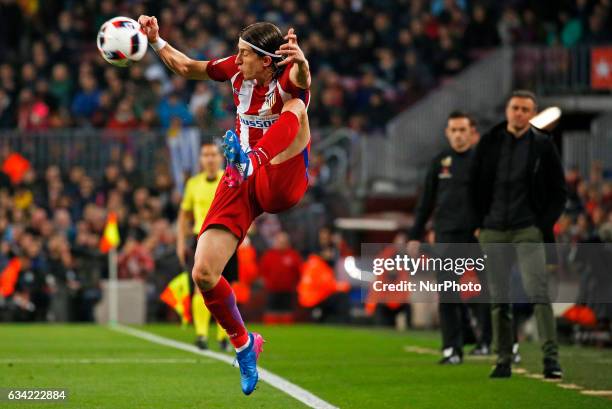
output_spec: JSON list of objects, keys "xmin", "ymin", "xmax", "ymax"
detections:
[{"xmin": 206, "ymin": 55, "xmax": 310, "ymax": 151}]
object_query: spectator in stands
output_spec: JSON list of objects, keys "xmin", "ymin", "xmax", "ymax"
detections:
[
  {"xmin": 316, "ymin": 226, "xmax": 340, "ymax": 267},
  {"xmin": 516, "ymin": 9, "xmax": 546, "ymax": 44},
  {"xmin": 557, "ymin": 11, "xmax": 583, "ymax": 47},
  {"xmin": 0, "ymin": 168, "xmax": 10, "ymax": 191},
  {"xmin": 307, "ymin": 153, "xmax": 331, "ymax": 201},
  {"xmin": 121, "ymin": 153, "xmax": 144, "ymax": 190},
  {"xmin": 582, "ymin": 8, "xmax": 612, "ymax": 44},
  {"xmin": 49, "ymin": 63, "xmax": 73, "ymax": 109},
  {"xmin": 366, "ymin": 232, "xmax": 412, "ymax": 328},
  {"xmin": 259, "ymin": 231, "xmax": 302, "ymax": 321},
  {"xmin": 0, "ymin": 88, "xmax": 14, "ymax": 127},
  {"xmin": 433, "ymin": 28, "xmax": 467, "ymax": 77},
  {"xmin": 118, "ymin": 235, "xmax": 155, "ymax": 280},
  {"xmin": 90, "ymin": 91, "xmax": 113, "ymax": 128},
  {"xmin": 600, "ymin": 211, "xmax": 612, "ymax": 242},
  {"xmin": 158, "ymin": 93, "xmax": 192, "ymax": 129},
  {"xmin": 463, "ymin": 5, "xmax": 500, "ymax": 50},
  {"xmin": 497, "ymin": 7, "xmax": 522, "ymax": 45},
  {"xmin": 189, "ymin": 83, "xmax": 213, "ymax": 117},
  {"xmin": 565, "ymin": 167, "xmax": 584, "ymax": 216},
  {"xmin": 107, "ymin": 100, "xmax": 139, "ymax": 130},
  {"xmin": 17, "ymin": 88, "xmax": 49, "ymax": 131},
  {"xmin": 71, "ymin": 74, "xmax": 100, "ymax": 123}
]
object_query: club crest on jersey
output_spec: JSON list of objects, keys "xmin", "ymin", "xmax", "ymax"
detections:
[
  {"xmin": 265, "ymin": 89, "xmax": 277, "ymax": 108},
  {"xmin": 439, "ymin": 156, "xmax": 453, "ymax": 179}
]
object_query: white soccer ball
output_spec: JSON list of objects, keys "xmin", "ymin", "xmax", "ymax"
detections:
[{"xmin": 97, "ymin": 16, "xmax": 148, "ymax": 67}]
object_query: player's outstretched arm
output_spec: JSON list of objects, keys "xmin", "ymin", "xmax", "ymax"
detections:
[
  {"xmin": 156, "ymin": 43, "xmax": 210, "ymax": 80},
  {"xmin": 139, "ymin": 15, "xmax": 210, "ymax": 80},
  {"xmin": 276, "ymin": 28, "xmax": 311, "ymax": 89}
]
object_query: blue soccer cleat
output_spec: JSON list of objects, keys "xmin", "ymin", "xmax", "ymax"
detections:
[
  {"xmin": 235, "ymin": 332, "xmax": 265, "ymax": 395},
  {"xmin": 222, "ymin": 130, "xmax": 251, "ymax": 187}
]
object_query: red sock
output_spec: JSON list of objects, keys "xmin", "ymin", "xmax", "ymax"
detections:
[
  {"xmin": 248, "ymin": 110, "xmax": 300, "ymax": 172},
  {"xmin": 201, "ymin": 276, "xmax": 249, "ymax": 348}
]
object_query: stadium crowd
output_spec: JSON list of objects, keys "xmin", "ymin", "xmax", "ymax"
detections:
[
  {"xmin": 0, "ymin": 0, "xmax": 611, "ymax": 133},
  {"xmin": 560, "ymin": 162, "xmax": 612, "ymax": 244},
  {"xmin": 0, "ymin": 151, "xmax": 349, "ymax": 321},
  {"xmin": 1, "ymin": 151, "xmax": 611, "ymax": 322}
]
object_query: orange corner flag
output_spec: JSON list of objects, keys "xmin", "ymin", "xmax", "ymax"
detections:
[
  {"xmin": 99, "ymin": 212, "xmax": 120, "ymax": 253},
  {"xmin": 160, "ymin": 271, "xmax": 192, "ymax": 324}
]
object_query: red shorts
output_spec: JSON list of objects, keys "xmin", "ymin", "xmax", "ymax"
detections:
[{"xmin": 199, "ymin": 149, "xmax": 309, "ymax": 243}]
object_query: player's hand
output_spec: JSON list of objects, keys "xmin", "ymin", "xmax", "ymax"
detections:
[
  {"xmin": 138, "ymin": 15, "xmax": 159, "ymax": 43},
  {"xmin": 275, "ymin": 28, "xmax": 306, "ymax": 67},
  {"xmin": 407, "ymin": 240, "xmax": 420, "ymax": 258}
]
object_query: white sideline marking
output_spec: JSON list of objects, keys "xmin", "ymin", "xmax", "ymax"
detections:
[
  {"xmin": 403, "ymin": 345, "xmax": 494, "ymax": 361},
  {"xmin": 524, "ymin": 373, "xmax": 544, "ymax": 380},
  {"xmin": 402, "ymin": 343, "xmax": 609, "ymax": 399},
  {"xmin": 110, "ymin": 324, "xmax": 338, "ymax": 409},
  {"xmin": 403, "ymin": 345, "xmax": 438, "ymax": 355},
  {"xmin": 558, "ymin": 384, "xmax": 583, "ymax": 390},
  {"xmin": 581, "ymin": 390, "xmax": 612, "ymax": 397}
]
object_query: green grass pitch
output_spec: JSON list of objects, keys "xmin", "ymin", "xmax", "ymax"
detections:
[{"xmin": 1, "ymin": 323, "xmax": 612, "ymax": 408}]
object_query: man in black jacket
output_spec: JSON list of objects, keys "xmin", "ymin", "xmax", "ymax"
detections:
[
  {"xmin": 409, "ymin": 111, "xmax": 489, "ymax": 364},
  {"xmin": 470, "ymin": 90, "xmax": 567, "ymax": 379}
]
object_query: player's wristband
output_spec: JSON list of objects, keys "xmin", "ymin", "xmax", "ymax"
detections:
[{"xmin": 150, "ymin": 37, "xmax": 167, "ymax": 52}]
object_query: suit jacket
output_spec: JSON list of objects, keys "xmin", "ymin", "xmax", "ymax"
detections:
[{"xmin": 469, "ymin": 121, "xmax": 567, "ymax": 243}]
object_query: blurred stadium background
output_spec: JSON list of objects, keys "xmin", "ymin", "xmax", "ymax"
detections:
[{"xmin": 1, "ymin": 0, "xmax": 612, "ymax": 407}]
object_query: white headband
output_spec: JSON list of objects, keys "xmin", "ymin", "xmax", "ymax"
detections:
[{"xmin": 239, "ymin": 37, "xmax": 283, "ymax": 59}]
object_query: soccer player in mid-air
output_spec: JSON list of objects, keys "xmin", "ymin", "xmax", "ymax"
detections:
[{"xmin": 138, "ymin": 15, "xmax": 311, "ymax": 395}]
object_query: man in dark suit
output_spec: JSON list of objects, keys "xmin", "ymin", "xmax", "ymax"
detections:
[{"xmin": 470, "ymin": 90, "xmax": 567, "ymax": 379}]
